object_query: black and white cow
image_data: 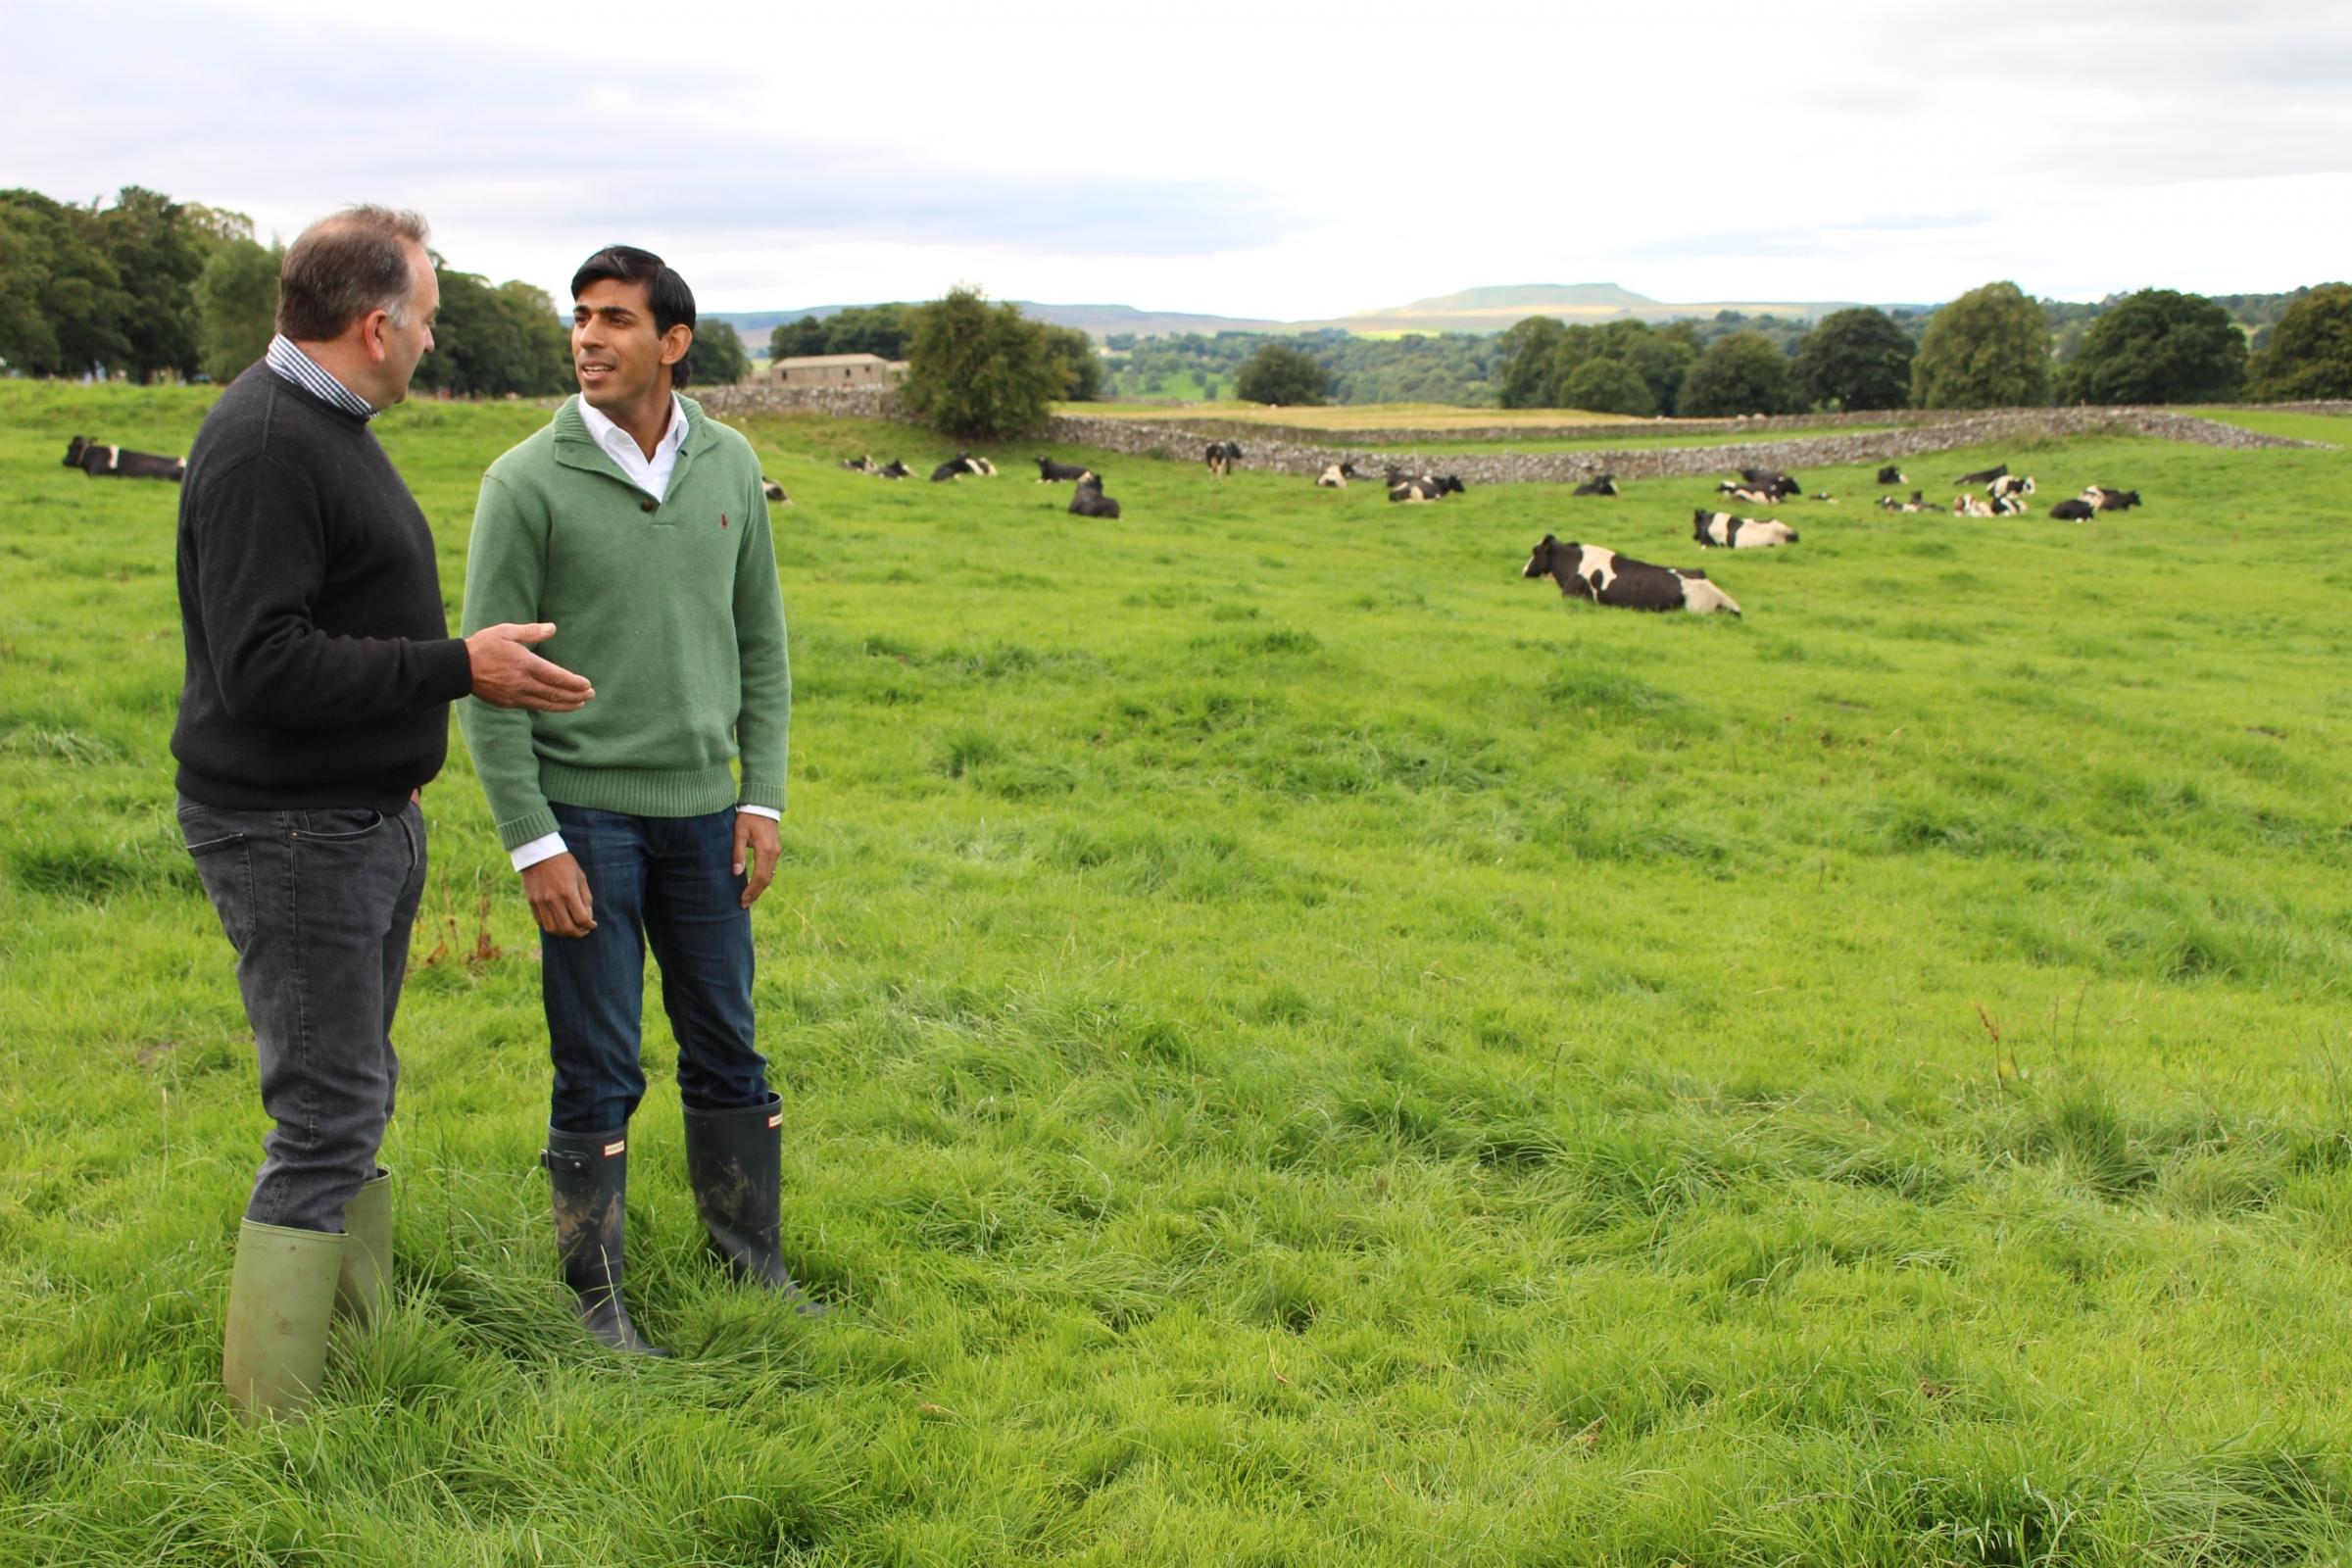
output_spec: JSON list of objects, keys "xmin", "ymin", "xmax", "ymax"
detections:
[
  {"xmin": 1315, "ymin": 461, "xmax": 1361, "ymax": 488},
  {"xmin": 1572, "ymin": 472, "xmax": 1620, "ymax": 497},
  {"xmin": 2048, "ymin": 498, "xmax": 2097, "ymax": 521},
  {"xmin": 62, "ymin": 435, "xmax": 184, "ymax": 481},
  {"xmin": 1035, "ymin": 457, "xmax": 1094, "ymax": 482},
  {"xmin": 1069, "ymin": 474, "xmax": 1121, "ymax": 518},
  {"xmin": 762, "ymin": 478, "xmax": 789, "ymax": 503},
  {"xmin": 931, "ymin": 453, "xmax": 993, "ymax": 481},
  {"xmin": 1522, "ymin": 535, "xmax": 1741, "ymax": 615},
  {"xmin": 840, "ymin": 454, "xmax": 877, "ymax": 471},
  {"xmin": 1955, "ymin": 463, "xmax": 2008, "ymax": 486},
  {"xmin": 1988, "ymin": 474, "xmax": 2034, "ymax": 500},
  {"xmin": 1389, "ymin": 479, "xmax": 1442, "ymax": 504},
  {"xmin": 1738, "ymin": 466, "xmax": 1801, "ymax": 500},
  {"xmin": 1204, "ymin": 440, "xmax": 1243, "ymax": 478},
  {"xmin": 1953, "ymin": 494, "xmax": 1996, "ymax": 517},
  {"xmin": 1988, "ymin": 494, "xmax": 2028, "ymax": 516},
  {"xmin": 1718, "ymin": 482, "xmax": 1779, "ymax": 507},
  {"xmin": 876, "ymin": 460, "xmax": 913, "ymax": 480},
  {"xmin": 2083, "ymin": 485, "xmax": 2142, "ymax": 511},
  {"xmin": 1876, "ymin": 465, "xmax": 1906, "ymax": 485},
  {"xmin": 1692, "ymin": 509, "xmax": 1797, "ymax": 548}
]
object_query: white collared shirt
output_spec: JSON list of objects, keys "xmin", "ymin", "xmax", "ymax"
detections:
[
  {"xmin": 576, "ymin": 391, "xmax": 689, "ymax": 502},
  {"xmin": 509, "ymin": 391, "xmax": 776, "ymax": 873}
]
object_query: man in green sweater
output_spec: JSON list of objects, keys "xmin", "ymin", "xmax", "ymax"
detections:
[{"xmin": 460, "ymin": 245, "xmax": 815, "ymax": 1355}]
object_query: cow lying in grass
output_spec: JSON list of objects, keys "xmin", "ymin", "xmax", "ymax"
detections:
[
  {"xmin": 2048, "ymin": 498, "xmax": 2097, "ymax": 521},
  {"xmin": 1877, "ymin": 465, "xmax": 1906, "ymax": 484},
  {"xmin": 1069, "ymin": 473, "xmax": 1121, "ymax": 518},
  {"xmin": 1989, "ymin": 474, "xmax": 2034, "ymax": 499},
  {"xmin": 1718, "ymin": 482, "xmax": 1779, "ymax": 507},
  {"xmin": 1573, "ymin": 472, "xmax": 1620, "ymax": 497},
  {"xmin": 1956, "ymin": 463, "xmax": 2008, "ymax": 485},
  {"xmin": 2083, "ymin": 485, "xmax": 2142, "ymax": 511},
  {"xmin": 1692, "ymin": 510, "xmax": 1796, "ymax": 548},
  {"xmin": 63, "ymin": 435, "xmax": 184, "ymax": 481},
  {"xmin": 1316, "ymin": 462, "xmax": 1361, "ymax": 488},
  {"xmin": 875, "ymin": 460, "xmax": 913, "ymax": 480},
  {"xmin": 930, "ymin": 453, "xmax": 995, "ymax": 481},
  {"xmin": 762, "ymin": 478, "xmax": 789, "ymax": 503},
  {"xmin": 840, "ymin": 454, "xmax": 876, "ymax": 471},
  {"xmin": 1523, "ymin": 535, "xmax": 1741, "ymax": 615},
  {"xmin": 1035, "ymin": 457, "xmax": 1093, "ymax": 481},
  {"xmin": 1737, "ymin": 466, "xmax": 1800, "ymax": 500}
]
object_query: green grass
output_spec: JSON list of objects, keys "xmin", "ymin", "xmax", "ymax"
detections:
[
  {"xmin": 2186, "ymin": 407, "xmax": 2352, "ymax": 445},
  {"xmin": 5, "ymin": 380, "xmax": 2352, "ymax": 1565}
]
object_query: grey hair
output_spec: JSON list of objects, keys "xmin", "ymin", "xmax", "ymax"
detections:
[{"xmin": 276, "ymin": 205, "xmax": 431, "ymax": 340}]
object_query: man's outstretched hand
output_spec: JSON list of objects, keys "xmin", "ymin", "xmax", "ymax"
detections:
[
  {"xmin": 733, "ymin": 811, "xmax": 780, "ymax": 909},
  {"xmin": 468, "ymin": 623, "xmax": 594, "ymax": 711}
]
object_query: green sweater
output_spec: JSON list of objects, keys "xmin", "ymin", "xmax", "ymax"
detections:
[{"xmin": 458, "ymin": 396, "xmax": 790, "ymax": 851}]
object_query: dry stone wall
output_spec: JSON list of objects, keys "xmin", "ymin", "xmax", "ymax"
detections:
[{"xmin": 695, "ymin": 383, "xmax": 2339, "ymax": 486}]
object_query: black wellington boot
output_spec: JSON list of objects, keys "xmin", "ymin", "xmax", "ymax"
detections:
[
  {"xmin": 681, "ymin": 1095, "xmax": 825, "ymax": 1315},
  {"xmin": 542, "ymin": 1126, "xmax": 671, "ymax": 1356}
]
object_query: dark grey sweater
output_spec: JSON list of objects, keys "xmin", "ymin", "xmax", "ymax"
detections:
[{"xmin": 172, "ymin": 363, "xmax": 472, "ymax": 810}]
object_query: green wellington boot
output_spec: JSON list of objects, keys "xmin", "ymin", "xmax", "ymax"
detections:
[
  {"xmin": 335, "ymin": 1169, "xmax": 392, "ymax": 1330},
  {"xmin": 222, "ymin": 1219, "xmax": 346, "ymax": 1424}
]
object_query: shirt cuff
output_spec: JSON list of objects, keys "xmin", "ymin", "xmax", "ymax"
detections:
[
  {"xmin": 737, "ymin": 805, "xmax": 781, "ymax": 820},
  {"xmin": 511, "ymin": 832, "xmax": 568, "ymax": 871}
]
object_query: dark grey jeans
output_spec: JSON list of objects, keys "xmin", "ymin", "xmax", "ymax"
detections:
[{"xmin": 177, "ymin": 795, "xmax": 426, "ymax": 1233}]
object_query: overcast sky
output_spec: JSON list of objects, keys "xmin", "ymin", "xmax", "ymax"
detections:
[{"xmin": 7, "ymin": 0, "xmax": 2349, "ymax": 319}]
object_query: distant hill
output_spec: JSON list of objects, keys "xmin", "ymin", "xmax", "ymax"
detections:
[{"xmin": 712, "ymin": 284, "xmax": 1889, "ymax": 347}]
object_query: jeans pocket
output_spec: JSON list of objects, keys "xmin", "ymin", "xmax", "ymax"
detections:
[
  {"xmin": 179, "ymin": 815, "xmax": 256, "ymax": 952},
  {"xmin": 299, "ymin": 808, "xmax": 386, "ymax": 841}
]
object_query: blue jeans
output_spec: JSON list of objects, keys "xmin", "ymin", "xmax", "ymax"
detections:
[
  {"xmin": 542, "ymin": 805, "xmax": 770, "ymax": 1134},
  {"xmin": 177, "ymin": 796, "xmax": 425, "ymax": 1233}
]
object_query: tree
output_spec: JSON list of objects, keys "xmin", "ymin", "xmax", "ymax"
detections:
[
  {"xmin": 0, "ymin": 188, "xmax": 132, "ymax": 376},
  {"xmin": 96, "ymin": 185, "xmax": 210, "ymax": 382},
  {"xmin": 1235, "ymin": 342, "xmax": 1328, "ymax": 405},
  {"xmin": 899, "ymin": 286, "xmax": 1061, "ymax": 440},
  {"xmin": 2247, "ymin": 283, "xmax": 2352, "ymax": 401},
  {"xmin": 2056, "ymin": 288, "xmax": 2245, "ymax": 405},
  {"xmin": 495, "ymin": 280, "xmax": 572, "ymax": 394},
  {"xmin": 822, "ymin": 303, "xmax": 914, "ymax": 360},
  {"xmin": 769, "ymin": 315, "xmax": 828, "ymax": 361},
  {"xmin": 1677, "ymin": 331, "xmax": 1801, "ymax": 416},
  {"xmin": 1497, "ymin": 316, "xmax": 1567, "ymax": 408},
  {"xmin": 194, "ymin": 235, "xmax": 280, "ymax": 382},
  {"xmin": 1795, "ymin": 307, "xmax": 1913, "ymax": 411},
  {"xmin": 1037, "ymin": 323, "xmax": 1103, "ymax": 401},
  {"xmin": 685, "ymin": 318, "xmax": 750, "ymax": 386},
  {"xmin": 1554, "ymin": 357, "xmax": 1655, "ymax": 416},
  {"xmin": 1911, "ymin": 281, "xmax": 2052, "ymax": 409},
  {"xmin": 411, "ymin": 268, "xmax": 572, "ymax": 398}
]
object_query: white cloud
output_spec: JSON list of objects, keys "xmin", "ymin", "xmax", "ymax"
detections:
[{"xmin": 5, "ymin": 0, "xmax": 2348, "ymax": 318}]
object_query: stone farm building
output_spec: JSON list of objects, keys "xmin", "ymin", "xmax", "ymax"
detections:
[{"xmin": 771, "ymin": 353, "xmax": 909, "ymax": 387}]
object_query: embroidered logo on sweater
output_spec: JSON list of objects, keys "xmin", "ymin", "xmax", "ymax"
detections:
[{"xmin": 720, "ymin": 514, "xmax": 729, "ymax": 529}]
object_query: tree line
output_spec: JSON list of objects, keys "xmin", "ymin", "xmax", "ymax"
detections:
[
  {"xmin": 0, "ymin": 184, "xmax": 682, "ymax": 399},
  {"xmin": 769, "ymin": 302, "xmax": 1102, "ymax": 403},
  {"xmin": 1492, "ymin": 283, "xmax": 2352, "ymax": 416}
]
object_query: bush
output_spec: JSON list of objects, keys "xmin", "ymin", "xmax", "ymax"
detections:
[
  {"xmin": 1235, "ymin": 343, "xmax": 1329, "ymax": 406},
  {"xmin": 899, "ymin": 286, "xmax": 1061, "ymax": 440},
  {"xmin": 684, "ymin": 318, "xmax": 751, "ymax": 387}
]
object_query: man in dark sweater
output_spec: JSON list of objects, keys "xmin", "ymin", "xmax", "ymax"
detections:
[{"xmin": 173, "ymin": 205, "xmax": 594, "ymax": 1423}]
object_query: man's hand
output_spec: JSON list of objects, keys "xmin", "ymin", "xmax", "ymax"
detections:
[
  {"xmin": 522, "ymin": 852, "xmax": 596, "ymax": 937},
  {"xmin": 732, "ymin": 811, "xmax": 780, "ymax": 909},
  {"xmin": 467, "ymin": 623, "xmax": 594, "ymax": 711}
]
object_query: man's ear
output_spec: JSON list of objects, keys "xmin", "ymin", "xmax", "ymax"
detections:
[
  {"xmin": 360, "ymin": 308, "xmax": 392, "ymax": 365},
  {"xmin": 661, "ymin": 323, "xmax": 693, "ymax": 368}
]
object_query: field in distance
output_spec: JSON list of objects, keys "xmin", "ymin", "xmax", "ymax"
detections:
[{"xmin": 4, "ymin": 378, "xmax": 2351, "ymax": 1564}]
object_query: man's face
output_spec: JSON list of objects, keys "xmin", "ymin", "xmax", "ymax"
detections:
[
  {"xmin": 378, "ymin": 244, "xmax": 438, "ymax": 403},
  {"xmin": 573, "ymin": 277, "xmax": 687, "ymax": 411}
]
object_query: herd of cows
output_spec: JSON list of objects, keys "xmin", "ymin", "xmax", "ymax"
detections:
[{"xmin": 59, "ymin": 425, "xmax": 2145, "ymax": 623}]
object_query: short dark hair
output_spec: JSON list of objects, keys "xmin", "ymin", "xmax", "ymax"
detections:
[
  {"xmin": 277, "ymin": 206, "xmax": 429, "ymax": 340},
  {"xmin": 570, "ymin": 245, "xmax": 698, "ymax": 388}
]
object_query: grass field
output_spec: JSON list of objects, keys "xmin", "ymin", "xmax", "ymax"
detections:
[
  {"xmin": 1061, "ymin": 401, "xmax": 1651, "ymax": 430},
  {"xmin": 5, "ymin": 380, "xmax": 2352, "ymax": 1566}
]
